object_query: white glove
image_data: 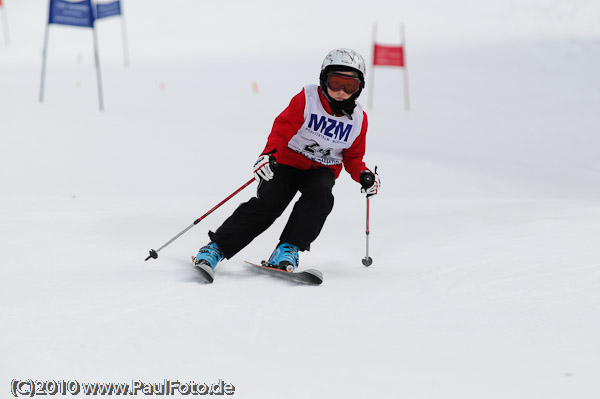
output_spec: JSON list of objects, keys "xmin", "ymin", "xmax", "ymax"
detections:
[
  {"xmin": 360, "ymin": 170, "xmax": 381, "ymax": 197},
  {"xmin": 253, "ymin": 154, "xmax": 275, "ymax": 182}
]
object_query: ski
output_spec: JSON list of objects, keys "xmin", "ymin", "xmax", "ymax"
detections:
[
  {"xmin": 245, "ymin": 261, "xmax": 323, "ymax": 285},
  {"xmin": 191, "ymin": 256, "xmax": 214, "ymax": 284}
]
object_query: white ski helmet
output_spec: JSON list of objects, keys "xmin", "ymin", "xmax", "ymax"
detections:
[
  {"xmin": 319, "ymin": 48, "xmax": 366, "ymax": 109},
  {"xmin": 321, "ymin": 48, "xmax": 366, "ymax": 77}
]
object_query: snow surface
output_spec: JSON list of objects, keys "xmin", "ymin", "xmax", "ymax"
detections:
[{"xmin": 2, "ymin": 0, "xmax": 600, "ymax": 398}]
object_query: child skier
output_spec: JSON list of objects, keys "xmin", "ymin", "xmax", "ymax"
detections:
[{"xmin": 194, "ymin": 48, "xmax": 380, "ymax": 279}]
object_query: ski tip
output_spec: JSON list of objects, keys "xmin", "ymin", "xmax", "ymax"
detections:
[
  {"xmin": 194, "ymin": 263, "xmax": 215, "ymax": 284},
  {"xmin": 301, "ymin": 269, "xmax": 323, "ymax": 285},
  {"xmin": 192, "ymin": 257, "xmax": 214, "ymax": 283}
]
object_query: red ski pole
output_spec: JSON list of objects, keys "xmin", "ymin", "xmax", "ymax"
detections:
[{"xmin": 145, "ymin": 178, "xmax": 255, "ymax": 261}]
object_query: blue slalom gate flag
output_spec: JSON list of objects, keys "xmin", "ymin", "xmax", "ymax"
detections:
[
  {"xmin": 42, "ymin": 0, "xmax": 105, "ymax": 110},
  {"xmin": 49, "ymin": 0, "xmax": 95, "ymax": 28},
  {"xmin": 96, "ymin": 0, "xmax": 121, "ymax": 20}
]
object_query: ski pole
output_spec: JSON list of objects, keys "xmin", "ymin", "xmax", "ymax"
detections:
[
  {"xmin": 359, "ymin": 168, "xmax": 376, "ymax": 266},
  {"xmin": 145, "ymin": 177, "xmax": 255, "ymax": 261},
  {"xmin": 362, "ymin": 197, "xmax": 373, "ymax": 266}
]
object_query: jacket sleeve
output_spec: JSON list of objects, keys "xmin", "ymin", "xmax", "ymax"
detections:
[
  {"xmin": 342, "ymin": 111, "xmax": 369, "ymax": 182},
  {"xmin": 261, "ymin": 89, "xmax": 306, "ymax": 157}
]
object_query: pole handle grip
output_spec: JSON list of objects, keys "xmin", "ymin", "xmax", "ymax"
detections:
[
  {"xmin": 360, "ymin": 166, "xmax": 378, "ymax": 189},
  {"xmin": 360, "ymin": 172, "xmax": 373, "ymax": 189}
]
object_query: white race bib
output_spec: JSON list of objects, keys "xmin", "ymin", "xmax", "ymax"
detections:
[{"xmin": 287, "ymin": 85, "xmax": 363, "ymax": 166}]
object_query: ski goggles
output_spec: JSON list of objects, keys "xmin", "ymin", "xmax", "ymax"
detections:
[{"xmin": 326, "ymin": 73, "xmax": 361, "ymax": 95}]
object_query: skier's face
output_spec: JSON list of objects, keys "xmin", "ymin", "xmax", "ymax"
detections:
[{"xmin": 326, "ymin": 71, "xmax": 358, "ymax": 101}]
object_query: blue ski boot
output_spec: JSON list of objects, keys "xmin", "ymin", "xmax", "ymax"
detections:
[
  {"xmin": 193, "ymin": 242, "xmax": 224, "ymax": 283},
  {"xmin": 267, "ymin": 242, "xmax": 299, "ymax": 272}
]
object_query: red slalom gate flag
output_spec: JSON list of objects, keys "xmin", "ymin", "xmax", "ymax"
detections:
[
  {"xmin": 373, "ymin": 44, "xmax": 404, "ymax": 67},
  {"xmin": 0, "ymin": 1, "xmax": 3, "ymax": 6}
]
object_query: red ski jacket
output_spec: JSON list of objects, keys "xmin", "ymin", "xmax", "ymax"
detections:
[{"xmin": 261, "ymin": 86, "xmax": 369, "ymax": 182}]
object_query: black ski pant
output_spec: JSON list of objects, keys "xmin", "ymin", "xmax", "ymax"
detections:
[{"xmin": 208, "ymin": 165, "xmax": 335, "ymax": 258}]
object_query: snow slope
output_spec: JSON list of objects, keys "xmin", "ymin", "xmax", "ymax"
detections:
[{"xmin": 1, "ymin": 0, "xmax": 600, "ymax": 398}]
